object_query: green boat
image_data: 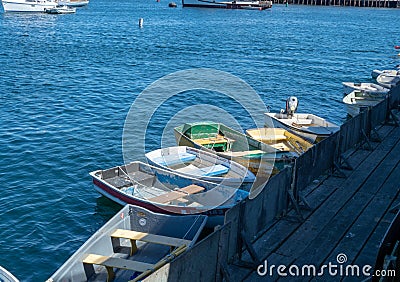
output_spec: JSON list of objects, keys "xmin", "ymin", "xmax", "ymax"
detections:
[{"xmin": 174, "ymin": 122, "xmax": 298, "ymax": 177}]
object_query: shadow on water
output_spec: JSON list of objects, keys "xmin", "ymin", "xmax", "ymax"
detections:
[{"xmin": 94, "ymin": 196, "xmax": 123, "ymax": 223}]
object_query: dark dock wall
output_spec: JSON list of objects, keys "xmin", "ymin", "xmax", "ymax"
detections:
[{"xmin": 274, "ymin": 0, "xmax": 399, "ymax": 8}]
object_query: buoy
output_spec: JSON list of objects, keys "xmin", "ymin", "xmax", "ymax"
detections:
[
  {"xmin": 395, "ymin": 45, "xmax": 400, "ymax": 50},
  {"xmin": 169, "ymin": 2, "xmax": 177, "ymax": 7},
  {"xmin": 139, "ymin": 18, "xmax": 143, "ymax": 28}
]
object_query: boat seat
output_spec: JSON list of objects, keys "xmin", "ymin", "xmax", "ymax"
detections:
[
  {"xmin": 194, "ymin": 136, "xmax": 235, "ymax": 151},
  {"xmin": 224, "ymin": 150, "xmax": 266, "ymax": 157},
  {"xmin": 152, "ymin": 152, "xmax": 196, "ymax": 167},
  {"xmin": 111, "ymin": 229, "xmax": 191, "ymax": 256},
  {"xmin": 82, "ymin": 253, "xmax": 154, "ymax": 282},
  {"xmin": 176, "ymin": 164, "xmax": 229, "ymax": 177},
  {"xmin": 148, "ymin": 184, "xmax": 205, "ymax": 204},
  {"xmin": 292, "ymin": 119, "xmax": 313, "ymax": 125},
  {"xmin": 270, "ymin": 142, "xmax": 291, "ymax": 152}
]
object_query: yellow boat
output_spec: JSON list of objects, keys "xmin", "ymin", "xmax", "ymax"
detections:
[{"xmin": 245, "ymin": 127, "xmax": 313, "ymax": 155}]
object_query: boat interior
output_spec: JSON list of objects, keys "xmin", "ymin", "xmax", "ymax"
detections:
[
  {"xmin": 73, "ymin": 206, "xmax": 206, "ymax": 282},
  {"xmin": 246, "ymin": 128, "xmax": 312, "ymax": 154},
  {"xmin": 149, "ymin": 148, "xmax": 247, "ymax": 180},
  {"xmin": 96, "ymin": 162, "xmax": 242, "ymax": 207}
]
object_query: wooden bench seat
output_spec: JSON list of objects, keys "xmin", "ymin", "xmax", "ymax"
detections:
[
  {"xmin": 176, "ymin": 164, "xmax": 229, "ymax": 177},
  {"xmin": 82, "ymin": 253, "xmax": 154, "ymax": 282},
  {"xmin": 148, "ymin": 184, "xmax": 205, "ymax": 204},
  {"xmin": 111, "ymin": 229, "xmax": 191, "ymax": 255},
  {"xmin": 223, "ymin": 150, "xmax": 266, "ymax": 157}
]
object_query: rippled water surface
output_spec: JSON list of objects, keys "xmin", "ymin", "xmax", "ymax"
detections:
[{"xmin": 1, "ymin": 1, "xmax": 400, "ymax": 280}]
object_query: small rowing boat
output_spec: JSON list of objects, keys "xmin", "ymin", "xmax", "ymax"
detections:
[
  {"xmin": 343, "ymin": 90, "xmax": 385, "ymax": 117},
  {"xmin": 90, "ymin": 161, "xmax": 248, "ymax": 227},
  {"xmin": 245, "ymin": 127, "xmax": 313, "ymax": 155},
  {"xmin": 371, "ymin": 69, "xmax": 400, "ymax": 79},
  {"xmin": 342, "ymin": 82, "xmax": 389, "ymax": 97},
  {"xmin": 265, "ymin": 97, "xmax": 340, "ymax": 143},
  {"xmin": 174, "ymin": 121, "xmax": 298, "ymax": 177}
]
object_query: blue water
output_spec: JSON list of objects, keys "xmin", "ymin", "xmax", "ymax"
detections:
[{"xmin": 1, "ymin": 1, "xmax": 400, "ymax": 280}]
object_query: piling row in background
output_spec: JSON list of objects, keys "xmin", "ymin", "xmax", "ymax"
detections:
[
  {"xmin": 143, "ymin": 85, "xmax": 400, "ymax": 282},
  {"xmin": 274, "ymin": 0, "xmax": 400, "ymax": 8}
]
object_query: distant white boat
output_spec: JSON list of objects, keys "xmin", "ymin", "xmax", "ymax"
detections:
[
  {"xmin": 1, "ymin": 0, "xmax": 57, "ymax": 12},
  {"xmin": 376, "ymin": 73, "xmax": 400, "ymax": 89},
  {"xmin": 58, "ymin": 0, "xmax": 88, "ymax": 7},
  {"xmin": 343, "ymin": 90, "xmax": 385, "ymax": 117},
  {"xmin": 371, "ymin": 69, "xmax": 399, "ymax": 79},
  {"xmin": 0, "ymin": 266, "xmax": 19, "ymax": 282},
  {"xmin": 342, "ymin": 82, "xmax": 389, "ymax": 96}
]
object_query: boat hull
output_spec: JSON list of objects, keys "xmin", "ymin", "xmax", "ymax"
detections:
[
  {"xmin": 173, "ymin": 122, "xmax": 295, "ymax": 177},
  {"xmin": 376, "ymin": 73, "xmax": 400, "ymax": 89},
  {"xmin": 92, "ymin": 177, "xmax": 227, "ymax": 227},
  {"xmin": 0, "ymin": 266, "xmax": 19, "ymax": 282},
  {"xmin": 2, "ymin": 0, "xmax": 57, "ymax": 12}
]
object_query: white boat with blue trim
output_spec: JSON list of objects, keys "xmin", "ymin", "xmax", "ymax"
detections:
[
  {"xmin": 47, "ymin": 205, "xmax": 207, "ymax": 282},
  {"xmin": 145, "ymin": 146, "xmax": 256, "ymax": 191}
]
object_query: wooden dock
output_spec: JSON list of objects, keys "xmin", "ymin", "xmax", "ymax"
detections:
[{"xmin": 228, "ymin": 121, "xmax": 400, "ymax": 281}]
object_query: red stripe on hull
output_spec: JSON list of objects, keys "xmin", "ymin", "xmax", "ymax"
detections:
[{"xmin": 92, "ymin": 178, "xmax": 228, "ymax": 217}]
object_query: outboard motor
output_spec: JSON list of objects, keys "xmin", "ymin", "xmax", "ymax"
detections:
[{"xmin": 285, "ymin": 96, "xmax": 298, "ymax": 118}]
